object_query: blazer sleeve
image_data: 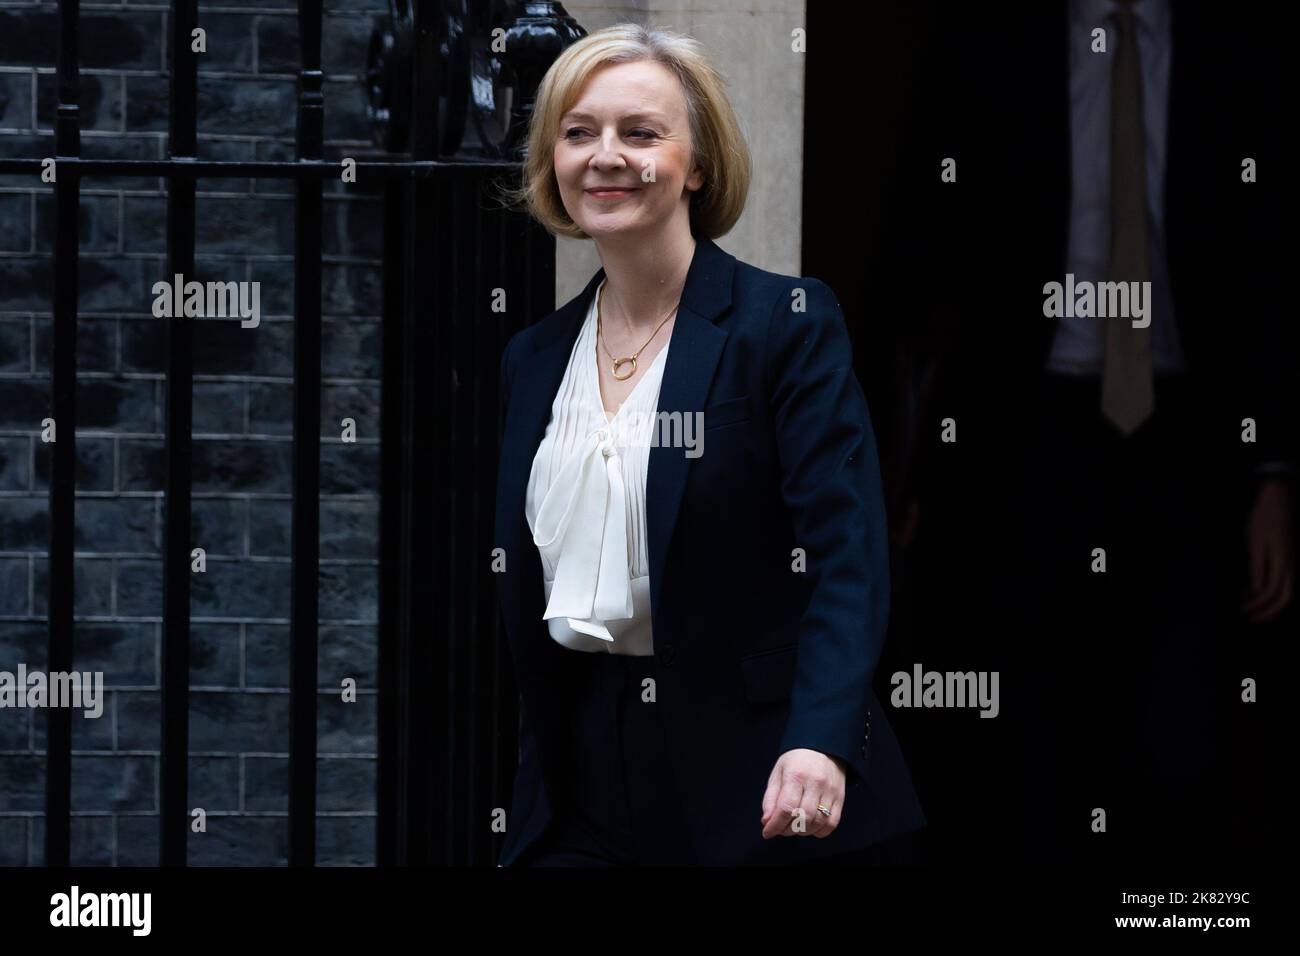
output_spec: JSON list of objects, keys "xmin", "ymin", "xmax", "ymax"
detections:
[{"xmin": 764, "ymin": 278, "xmax": 888, "ymax": 787}]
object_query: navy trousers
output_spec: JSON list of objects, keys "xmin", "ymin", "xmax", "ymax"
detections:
[{"xmin": 518, "ymin": 648, "xmax": 697, "ymax": 866}]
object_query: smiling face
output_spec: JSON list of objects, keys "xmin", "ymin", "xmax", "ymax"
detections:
[{"xmin": 553, "ymin": 59, "xmax": 705, "ymax": 241}]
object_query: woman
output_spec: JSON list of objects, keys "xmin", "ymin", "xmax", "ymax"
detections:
[{"xmin": 493, "ymin": 24, "xmax": 924, "ymax": 865}]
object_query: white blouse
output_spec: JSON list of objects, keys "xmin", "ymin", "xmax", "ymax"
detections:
[{"xmin": 524, "ymin": 278, "xmax": 671, "ymax": 657}]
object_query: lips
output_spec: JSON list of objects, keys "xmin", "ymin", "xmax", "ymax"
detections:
[{"xmin": 585, "ymin": 186, "xmax": 638, "ymax": 197}]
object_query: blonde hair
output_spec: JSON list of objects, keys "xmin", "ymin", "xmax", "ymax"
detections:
[{"xmin": 501, "ymin": 23, "xmax": 751, "ymax": 240}]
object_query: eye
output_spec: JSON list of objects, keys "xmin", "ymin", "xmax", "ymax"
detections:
[
  {"xmin": 562, "ymin": 127, "xmax": 588, "ymax": 139},
  {"xmin": 628, "ymin": 128, "xmax": 657, "ymax": 140}
]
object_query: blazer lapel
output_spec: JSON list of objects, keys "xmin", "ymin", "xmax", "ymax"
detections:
[
  {"xmin": 495, "ymin": 273, "xmax": 595, "ymax": 668},
  {"xmin": 496, "ymin": 236, "xmax": 737, "ymax": 654},
  {"xmin": 499, "ymin": 275, "xmax": 599, "ymax": 541},
  {"xmin": 645, "ymin": 238, "xmax": 734, "ymax": 628}
]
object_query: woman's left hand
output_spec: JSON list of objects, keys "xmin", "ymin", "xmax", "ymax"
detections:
[{"xmin": 760, "ymin": 749, "xmax": 846, "ymax": 838}]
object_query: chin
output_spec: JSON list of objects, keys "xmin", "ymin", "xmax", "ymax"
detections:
[{"xmin": 577, "ymin": 217, "xmax": 644, "ymax": 239}]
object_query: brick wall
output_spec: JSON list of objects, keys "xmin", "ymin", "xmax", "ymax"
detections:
[{"xmin": 0, "ymin": 0, "xmax": 391, "ymax": 865}]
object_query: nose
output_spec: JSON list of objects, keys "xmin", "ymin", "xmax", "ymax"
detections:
[{"xmin": 589, "ymin": 129, "xmax": 626, "ymax": 171}]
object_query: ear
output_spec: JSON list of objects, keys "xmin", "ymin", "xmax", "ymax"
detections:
[{"xmin": 685, "ymin": 163, "xmax": 705, "ymax": 194}]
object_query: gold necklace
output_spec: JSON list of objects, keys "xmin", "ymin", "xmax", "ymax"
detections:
[{"xmin": 597, "ymin": 282, "xmax": 678, "ymax": 381}]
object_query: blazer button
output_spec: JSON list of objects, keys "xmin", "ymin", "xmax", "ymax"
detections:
[{"xmin": 658, "ymin": 643, "xmax": 676, "ymax": 666}]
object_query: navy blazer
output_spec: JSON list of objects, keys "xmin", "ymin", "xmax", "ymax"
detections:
[{"xmin": 493, "ymin": 236, "xmax": 924, "ymax": 865}]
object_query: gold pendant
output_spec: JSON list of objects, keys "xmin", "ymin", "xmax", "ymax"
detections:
[{"xmin": 611, "ymin": 356, "xmax": 636, "ymax": 380}]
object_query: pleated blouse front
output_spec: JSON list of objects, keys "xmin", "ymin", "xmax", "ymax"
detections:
[{"xmin": 524, "ymin": 278, "xmax": 671, "ymax": 657}]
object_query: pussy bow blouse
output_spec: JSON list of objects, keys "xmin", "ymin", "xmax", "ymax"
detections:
[{"xmin": 524, "ymin": 278, "xmax": 669, "ymax": 657}]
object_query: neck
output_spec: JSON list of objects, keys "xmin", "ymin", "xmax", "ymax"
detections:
[{"xmin": 594, "ymin": 229, "xmax": 696, "ymax": 336}]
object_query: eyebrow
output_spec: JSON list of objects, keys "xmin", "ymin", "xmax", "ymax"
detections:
[{"xmin": 560, "ymin": 110, "xmax": 668, "ymax": 125}]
